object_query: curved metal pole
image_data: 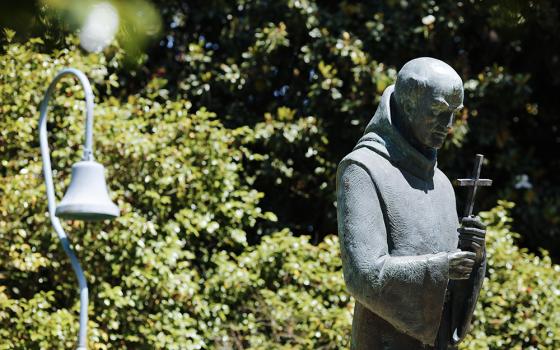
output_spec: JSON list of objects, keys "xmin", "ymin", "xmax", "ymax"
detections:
[{"xmin": 39, "ymin": 68, "xmax": 95, "ymax": 350}]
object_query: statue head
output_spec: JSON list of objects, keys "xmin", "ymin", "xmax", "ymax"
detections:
[{"xmin": 393, "ymin": 57, "xmax": 464, "ymax": 150}]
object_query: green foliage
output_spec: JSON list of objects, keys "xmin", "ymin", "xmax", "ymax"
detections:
[
  {"xmin": 137, "ymin": 0, "xmax": 559, "ymax": 252},
  {"xmin": 1, "ymin": 6, "xmax": 560, "ymax": 350},
  {"xmin": 205, "ymin": 232, "xmax": 350, "ymax": 349},
  {"xmin": 462, "ymin": 201, "xmax": 560, "ymax": 350},
  {"xmin": 3, "ymin": 0, "xmax": 560, "ymax": 255},
  {"xmin": 0, "ymin": 32, "xmax": 350, "ymax": 350},
  {"xmin": 0, "ymin": 36, "xmax": 267, "ymax": 349}
]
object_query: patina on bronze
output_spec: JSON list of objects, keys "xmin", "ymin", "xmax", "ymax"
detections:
[{"xmin": 336, "ymin": 57, "xmax": 488, "ymax": 349}]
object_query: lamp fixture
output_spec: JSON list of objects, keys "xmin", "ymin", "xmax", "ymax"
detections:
[{"xmin": 39, "ymin": 68, "xmax": 119, "ymax": 350}]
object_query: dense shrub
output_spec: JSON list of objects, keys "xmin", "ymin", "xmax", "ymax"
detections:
[
  {"xmin": 1, "ymin": 35, "xmax": 559, "ymax": 349},
  {"xmin": 0, "ymin": 32, "xmax": 349, "ymax": 350},
  {"xmin": 0, "ymin": 35, "xmax": 269, "ymax": 348},
  {"xmin": 462, "ymin": 201, "xmax": 560, "ymax": 350},
  {"xmin": 135, "ymin": 0, "xmax": 558, "ymax": 253}
]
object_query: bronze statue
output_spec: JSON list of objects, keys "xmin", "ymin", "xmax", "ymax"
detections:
[{"xmin": 336, "ymin": 57, "xmax": 488, "ymax": 349}]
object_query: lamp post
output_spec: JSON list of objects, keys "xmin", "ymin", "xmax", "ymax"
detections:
[{"xmin": 39, "ymin": 68, "xmax": 119, "ymax": 350}]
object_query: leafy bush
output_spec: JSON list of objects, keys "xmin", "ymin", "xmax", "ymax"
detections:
[
  {"xmin": 1, "ymin": 29, "xmax": 559, "ymax": 350},
  {"xmin": 0, "ymin": 31, "xmax": 349, "ymax": 350},
  {"xmin": 462, "ymin": 201, "xmax": 560, "ymax": 350},
  {"xmin": 0, "ymin": 35, "xmax": 269, "ymax": 349},
  {"xmin": 138, "ymin": 0, "xmax": 559, "ymax": 253}
]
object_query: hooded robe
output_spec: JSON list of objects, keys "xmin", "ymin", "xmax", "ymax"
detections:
[{"xmin": 336, "ymin": 85, "xmax": 485, "ymax": 349}]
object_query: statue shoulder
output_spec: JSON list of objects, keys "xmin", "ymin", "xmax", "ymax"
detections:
[{"xmin": 338, "ymin": 147, "xmax": 392, "ymax": 181}]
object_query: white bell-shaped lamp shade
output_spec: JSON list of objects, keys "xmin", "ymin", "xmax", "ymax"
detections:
[{"xmin": 55, "ymin": 160, "xmax": 119, "ymax": 221}]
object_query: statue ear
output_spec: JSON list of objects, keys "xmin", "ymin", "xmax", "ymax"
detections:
[
  {"xmin": 402, "ymin": 98, "xmax": 415, "ymax": 121},
  {"xmin": 394, "ymin": 74, "xmax": 427, "ymax": 122},
  {"xmin": 403, "ymin": 76, "xmax": 427, "ymax": 120}
]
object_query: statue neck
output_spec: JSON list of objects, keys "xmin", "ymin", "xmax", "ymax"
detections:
[{"xmin": 390, "ymin": 96, "xmax": 437, "ymax": 161}]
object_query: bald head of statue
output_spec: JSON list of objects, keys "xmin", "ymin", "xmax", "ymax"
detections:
[{"xmin": 392, "ymin": 57, "xmax": 464, "ymax": 151}]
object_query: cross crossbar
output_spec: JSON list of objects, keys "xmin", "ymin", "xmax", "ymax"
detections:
[
  {"xmin": 456, "ymin": 179, "xmax": 493, "ymax": 187},
  {"xmin": 456, "ymin": 154, "xmax": 493, "ymax": 218}
]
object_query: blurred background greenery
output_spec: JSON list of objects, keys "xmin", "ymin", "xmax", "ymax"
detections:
[{"xmin": 0, "ymin": 0, "xmax": 559, "ymax": 349}]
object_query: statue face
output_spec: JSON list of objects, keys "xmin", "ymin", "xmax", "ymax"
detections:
[{"xmin": 409, "ymin": 86, "xmax": 463, "ymax": 149}]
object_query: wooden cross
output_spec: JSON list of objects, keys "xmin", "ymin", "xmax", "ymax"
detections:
[{"xmin": 456, "ymin": 154, "xmax": 493, "ymax": 218}]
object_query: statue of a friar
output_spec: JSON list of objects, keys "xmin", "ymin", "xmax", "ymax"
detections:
[{"xmin": 336, "ymin": 57, "xmax": 487, "ymax": 349}]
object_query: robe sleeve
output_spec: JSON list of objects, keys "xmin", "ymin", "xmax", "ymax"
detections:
[
  {"xmin": 450, "ymin": 250, "xmax": 487, "ymax": 344},
  {"xmin": 337, "ymin": 161, "xmax": 450, "ymax": 346}
]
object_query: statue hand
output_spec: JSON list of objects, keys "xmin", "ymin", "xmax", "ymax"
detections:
[
  {"xmin": 448, "ymin": 251, "xmax": 476, "ymax": 280},
  {"xmin": 458, "ymin": 216, "xmax": 486, "ymax": 260}
]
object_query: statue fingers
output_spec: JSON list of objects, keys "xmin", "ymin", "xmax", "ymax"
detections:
[
  {"xmin": 461, "ymin": 216, "xmax": 486, "ymax": 229},
  {"xmin": 449, "ymin": 255, "xmax": 475, "ymax": 269},
  {"xmin": 459, "ymin": 240, "xmax": 482, "ymax": 253},
  {"xmin": 455, "ymin": 251, "xmax": 476, "ymax": 260},
  {"xmin": 458, "ymin": 235, "xmax": 485, "ymax": 248},
  {"xmin": 459, "ymin": 232, "xmax": 485, "ymax": 244},
  {"xmin": 448, "ymin": 251, "xmax": 475, "ymax": 268},
  {"xmin": 450, "ymin": 270, "xmax": 471, "ymax": 280},
  {"xmin": 460, "ymin": 257, "xmax": 475, "ymax": 268},
  {"xmin": 458, "ymin": 226, "xmax": 486, "ymax": 238},
  {"xmin": 451, "ymin": 276, "xmax": 470, "ymax": 280},
  {"xmin": 460, "ymin": 231, "xmax": 485, "ymax": 246},
  {"xmin": 456, "ymin": 265, "xmax": 473, "ymax": 274}
]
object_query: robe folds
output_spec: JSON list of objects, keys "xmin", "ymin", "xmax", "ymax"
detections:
[{"xmin": 336, "ymin": 85, "xmax": 485, "ymax": 350}]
